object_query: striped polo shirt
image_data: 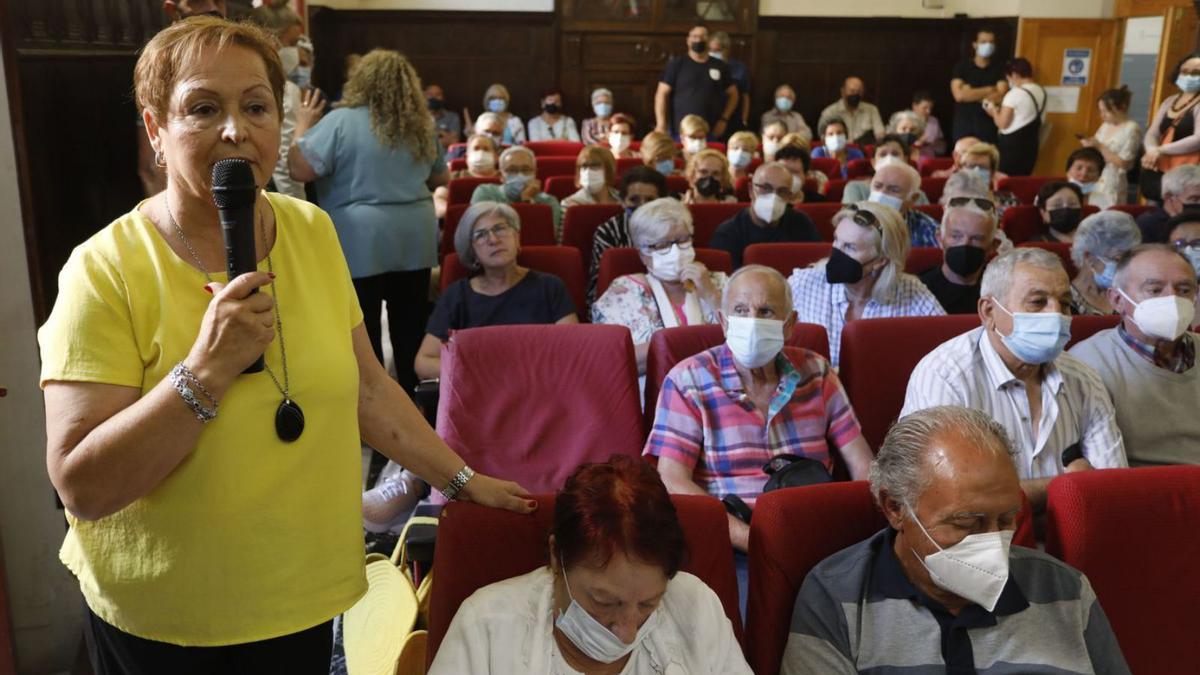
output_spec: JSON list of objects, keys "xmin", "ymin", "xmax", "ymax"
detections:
[
  {"xmin": 644, "ymin": 345, "xmax": 861, "ymax": 504},
  {"xmin": 901, "ymin": 327, "xmax": 1127, "ymax": 479},
  {"xmin": 782, "ymin": 528, "xmax": 1131, "ymax": 674}
]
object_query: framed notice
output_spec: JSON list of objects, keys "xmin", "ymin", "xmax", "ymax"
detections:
[{"xmin": 1062, "ymin": 48, "xmax": 1092, "ymax": 86}]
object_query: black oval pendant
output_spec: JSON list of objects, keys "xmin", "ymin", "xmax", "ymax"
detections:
[{"xmin": 275, "ymin": 398, "xmax": 305, "ymax": 442}]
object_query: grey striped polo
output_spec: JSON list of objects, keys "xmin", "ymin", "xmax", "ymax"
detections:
[{"xmin": 781, "ymin": 528, "xmax": 1130, "ymax": 674}]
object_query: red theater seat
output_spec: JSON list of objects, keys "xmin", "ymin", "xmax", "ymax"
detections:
[
  {"xmin": 535, "ymin": 156, "xmax": 578, "ymax": 180},
  {"xmin": 838, "ymin": 315, "xmax": 982, "ymax": 449},
  {"xmin": 914, "ymin": 204, "xmax": 943, "ymax": 222},
  {"xmin": 447, "ymin": 176, "xmax": 499, "ymax": 205},
  {"xmin": 795, "ymin": 203, "xmax": 842, "ymax": 241},
  {"xmin": 428, "ymin": 494, "xmax": 743, "ymax": 668},
  {"xmin": 689, "ymin": 202, "xmax": 748, "ymax": 246},
  {"xmin": 561, "ymin": 203, "xmax": 624, "ymax": 272},
  {"xmin": 1001, "ymin": 204, "xmax": 1098, "ymax": 244},
  {"xmin": 665, "ymin": 174, "xmax": 690, "ymax": 196},
  {"xmin": 448, "ymin": 158, "xmax": 467, "ymax": 172},
  {"xmin": 523, "ymin": 140, "xmax": 584, "ymax": 157},
  {"xmin": 544, "ymin": 175, "xmax": 578, "ymax": 201},
  {"xmin": 436, "ymin": 324, "xmax": 643, "ymax": 494},
  {"xmin": 616, "ymin": 157, "xmax": 644, "ymax": 176},
  {"xmin": 441, "ymin": 203, "xmax": 556, "ymax": 259},
  {"xmin": 920, "ymin": 177, "xmax": 948, "ymax": 204},
  {"xmin": 810, "ymin": 157, "xmax": 841, "ymax": 178},
  {"xmin": 824, "ymin": 179, "xmax": 848, "ymax": 203},
  {"xmin": 596, "ymin": 248, "xmax": 733, "ymax": 299},
  {"xmin": 1045, "ymin": 466, "xmax": 1200, "ymax": 675},
  {"xmin": 734, "ymin": 176, "xmax": 751, "ymax": 202},
  {"xmin": 747, "ymin": 482, "xmax": 1036, "ymax": 675},
  {"xmin": 1066, "ymin": 314, "xmax": 1120, "ymax": 347},
  {"xmin": 845, "ymin": 158, "xmax": 873, "ymax": 179},
  {"xmin": 1017, "ymin": 240, "xmax": 1078, "ymax": 278},
  {"xmin": 918, "ymin": 156, "xmax": 954, "ymax": 176},
  {"xmin": 906, "ymin": 246, "xmax": 943, "ymax": 275},
  {"xmin": 997, "ymin": 175, "xmax": 1064, "ymax": 204},
  {"xmin": 440, "ymin": 247, "xmax": 587, "ymax": 321}
]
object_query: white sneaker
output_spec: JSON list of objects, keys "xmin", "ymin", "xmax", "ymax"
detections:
[{"xmin": 362, "ymin": 471, "xmax": 422, "ymax": 533}]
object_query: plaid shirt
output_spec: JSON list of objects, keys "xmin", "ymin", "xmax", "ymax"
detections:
[
  {"xmin": 907, "ymin": 209, "xmax": 940, "ymax": 248},
  {"xmin": 788, "ymin": 267, "xmax": 947, "ymax": 368},
  {"xmin": 1118, "ymin": 324, "xmax": 1196, "ymax": 373},
  {"xmin": 644, "ymin": 345, "xmax": 862, "ymax": 505}
]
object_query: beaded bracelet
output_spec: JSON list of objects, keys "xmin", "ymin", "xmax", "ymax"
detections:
[
  {"xmin": 441, "ymin": 465, "xmax": 476, "ymax": 501},
  {"xmin": 169, "ymin": 362, "xmax": 218, "ymax": 423}
]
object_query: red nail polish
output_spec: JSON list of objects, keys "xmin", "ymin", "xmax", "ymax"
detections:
[
  {"xmin": 203, "ymin": 284, "xmax": 213, "ymax": 294},
  {"xmin": 267, "ymin": 272, "xmax": 276, "ymax": 279}
]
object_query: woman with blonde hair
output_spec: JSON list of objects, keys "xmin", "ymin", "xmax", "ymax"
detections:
[
  {"xmin": 680, "ymin": 114, "xmax": 711, "ymax": 161},
  {"xmin": 562, "ymin": 145, "xmax": 620, "ymax": 208},
  {"xmin": 684, "ymin": 149, "xmax": 736, "ymax": 204},
  {"xmin": 641, "ymin": 131, "xmax": 680, "ymax": 176},
  {"xmin": 787, "ymin": 202, "xmax": 946, "ymax": 366},
  {"xmin": 289, "ymin": 48, "xmax": 448, "ymax": 394},
  {"xmin": 727, "ymin": 130, "xmax": 759, "ymax": 182},
  {"xmin": 468, "ymin": 82, "xmax": 527, "ymax": 145}
]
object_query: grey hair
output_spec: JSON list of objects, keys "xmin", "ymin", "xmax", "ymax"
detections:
[
  {"xmin": 940, "ymin": 170, "xmax": 992, "ymax": 203},
  {"xmin": 1070, "ymin": 210, "xmax": 1141, "ymax": 269},
  {"xmin": 500, "ymin": 145, "xmax": 536, "ymax": 169},
  {"xmin": 869, "ymin": 406, "xmax": 1017, "ymax": 508},
  {"xmin": 876, "ymin": 161, "xmax": 922, "ymax": 199},
  {"xmin": 941, "ymin": 203, "xmax": 998, "ymax": 238},
  {"xmin": 980, "ymin": 247, "xmax": 1064, "ymax": 300},
  {"xmin": 591, "ymin": 87, "xmax": 613, "ymax": 103},
  {"xmin": 474, "ymin": 112, "xmax": 503, "ymax": 132},
  {"xmin": 454, "ymin": 201, "xmax": 521, "ymax": 270},
  {"xmin": 886, "ymin": 110, "xmax": 927, "ymax": 136},
  {"xmin": 630, "ymin": 197, "xmax": 693, "ymax": 248},
  {"xmin": 1162, "ymin": 164, "xmax": 1200, "ymax": 198},
  {"xmin": 1114, "ymin": 243, "xmax": 1196, "ymax": 291},
  {"xmin": 721, "ymin": 264, "xmax": 795, "ymax": 314}
]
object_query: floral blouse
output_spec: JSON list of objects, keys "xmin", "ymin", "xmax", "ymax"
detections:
[{"xmin": 591, "ymin": 272, "xmax": 727, "ymax": 344}]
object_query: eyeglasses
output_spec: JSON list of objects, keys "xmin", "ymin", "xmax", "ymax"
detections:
[
  {"xmin": 640, "ymin": 236, "xmax": 694, "ymax": 253},
  {"xmin": 471, "ymin": 222, "xmax": 515, "ymax": 243},
  {"xmin": 1173, "ymin": 238, "xmax": 1200, "ymax": 250},
  {"xmin": 947, "ymin": 196, "xmax": 995, "ymax": 211},
  {"xmin": 753, "ymin": 182, "xmax": 793, "ymax": 199},
  {"xmin": 845, "ymin": 203, "xmax": 882, "ymax": 230}
]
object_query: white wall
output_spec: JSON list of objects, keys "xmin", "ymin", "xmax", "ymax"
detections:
[
  {"xmin": 0, "ymin": 30, "xmax": 83, "ymax": 675},
  {"xmin": 308, "ymin": 0, "xmax": 554, "ymax": 10},
  {"xmin": 760, "ymin": 0, "xmax": 1115, "ymax": 18}
]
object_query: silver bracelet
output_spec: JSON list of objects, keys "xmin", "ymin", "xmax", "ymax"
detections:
[
  {"xmin": 169, "ymin": 362, "xmax": 218, "ymax": 423},
  {"xmin": 441, "ymin": 465, "xmax": 476, "ymax": 501}
]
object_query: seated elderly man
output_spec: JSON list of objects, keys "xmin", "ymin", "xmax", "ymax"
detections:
[
  {"xmin": 1071, "ymin": 244, "xmax": 1200, "ymax": 465},
  {"xmin": 1137, "ymin": 164, "xmax": 1200, "ymax": 243},
  {"xmin": 783, "ymin": 405, "xmax": 1130, "ymax": 674},
  {"xmin": 842, "ymin": 148, "xmax": 938, "ymax": 248},
  {"xmin": 903, "ymin": 248, "xmax": 1126, "ymax": 511},
  {"xmin": 709, "ymin": 162, "xmax": 821, "ymax": 268},
  {"xmin": 646, "ymin": 265, "xmax": 873, "ymax": 602},
  {"xmin": 840, "ymin": 135, "xmax": 929, "ymax": 206},
  {"xmin": 920, "ymin": 172, "xmax": 1002, "ymax": 314},
  {"xmin": 471, "ymin": 145, "xmax": 564, "ymax": 240}
]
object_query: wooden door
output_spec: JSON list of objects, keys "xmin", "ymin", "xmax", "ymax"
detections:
[{"xmin": 1017, "ymin": 19, "xmax": 1123, "ymax": 176}]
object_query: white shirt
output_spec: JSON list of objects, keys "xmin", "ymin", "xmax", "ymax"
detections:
[
  {"xmin": 1000, "ymin": 83, "xmax": 1047, "ymax": 136},
  {"xmin": 902, "ymin": 327, "xmax": 1127, "ymax": 479},
  {"xmin": 528, "ymin": 115, "xmax": 582, "ymax": 142},
  {"xmin": 429, "ymin": 567, "xmax": 751, "ymax": 675},
  {"xmin": 272, "ymin": 81, "xmax": 306, "ymax": 199}
]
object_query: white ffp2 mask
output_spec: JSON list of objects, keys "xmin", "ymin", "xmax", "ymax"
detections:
[
  {"xmin": 1119, "ymin": 290, "xmax": 1196, "ymax": 342},
  {"xmin": 907, "ymin": 505, "xmax": 1013, "ymax": 612},
  {"xmin": 754, "ymin": 193, "xmax": 786, "ymax": 223}
]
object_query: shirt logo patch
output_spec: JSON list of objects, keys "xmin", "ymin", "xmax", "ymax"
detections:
[{"xmin": 709, "ymin": 68, "xmax": 721, "ymax": 81}]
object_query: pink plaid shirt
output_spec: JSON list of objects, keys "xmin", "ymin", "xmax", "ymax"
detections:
[{"xmin": 644, "ymin": 345, "xmax": 862, "ymax": 504}]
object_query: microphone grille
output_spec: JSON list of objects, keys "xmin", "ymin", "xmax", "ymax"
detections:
[{"xmin": 211, "ymin": 158, "xmax": 257, "ymax": 208}]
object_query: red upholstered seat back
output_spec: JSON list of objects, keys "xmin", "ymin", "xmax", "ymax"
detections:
[
  {"xmin": 1017, "ymin": 240, "xmax": 1078, "ymax": 278},
  {"xmin": 810, "ymin": 157, "xmax": 841, "ymax": 178},
  {"xmin": 795, "ymin": 203, "xmax": 843, "ymax": 240},
  {"xmin": 838, "ymin": 316, "xmax": 982, "ymax": 449},
  {"xmin": 914, "ymin": 204, "xmax": 943, "ymax": 222},
  {"xmin": 544, "ymin": 175, "xmax": 577, "ymax": 201},
  {"xmin": 824, "ymin": 179, "xmax": 848, "ymax": 203},
  {"xmin": 1045, "ymin": 466, "xmax": 1200, "ymax": 675},
  {"xmin": 1066, "ymin": 314, "xmax": 1120, "ymax": 347},
  {"xmin": 616, "ymin": 157, "xmax": 644, "ymax": 176},
  {"xmin": 747, "ymin": 482, "xmax": 1035, "ymax": 675},
  {"xmin": 440, "ymin": 247, "xmax": 587, "ymax": 321},
  {"xmin": 535, "ymin": 156, "xmax": 579, "ymax": 180},
  {"xmin": 665, "ymin": 174, "xmax": 691, "ymax": 197},
  {"xmin": 436, "ymin": 324, "xmax": 643, "ymax": 493},
  {"xmin": 642, "ymin": 324, "xmax": 832, "ymax": 433},
  {"xmin": 997, "ymin": 175, "xmax": 1064, "ymax": 204},
  {"xmin": 447, "ymin": 175, "xmax": 499, "ymax": 205},
  {"xmin": 427, "ymin": 494, "xmax": 744, "ymax": 667},
  {"xmin": 920, "ymin": 177, "xmax": 947, "ymax": 204},
  {"xmin": 561, "ymin": 203, "xmax": 624, "ymax": 272},
  {"xmin": 918, "ymin": 156, "xmax": 954, "ymax": 176},
  {"xmin": 906, "ymin": 246, "xmax": 943, "ymax": 275},
  {"xmin": 1000, "ymin": 204, "xmax": 1098, "ymax": 244},
  {"xmin": 845, "ymin": 158, "xmax": 873, "ymax": 179},
  {"xmin": 595, "ymin": 247, "xmax": 733, "ymax": 299},
  {"xmin": 689, "ymin": 202, "xmax": 748, "ymax": 246},
  {"xmin": 441, "ymin": 203, "xmax": 556, "ymax": 259},
  {"xmin": 523, "ymin": 140, "xmax": 585, "ymax": 157}
]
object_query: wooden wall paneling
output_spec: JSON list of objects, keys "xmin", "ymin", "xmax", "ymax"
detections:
[{"xmin": 1116, "ymin": 0, "xmax": 1193, "ymax": 17}]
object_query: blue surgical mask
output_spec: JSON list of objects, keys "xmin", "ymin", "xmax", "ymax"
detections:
[
  {"xmin": 503, "ymin": 173, "xmax": 531, "ymax": 201},
  {"xmin": 555, "ymin": 555, "xmax": 660, "ymax": 663},
  {"xmin": 288, "ymin": 66, "xmax": 311, "ymax": 89},
  {"xmin": 593, "ymin": 102, "xmax": 613, "ymax": 118},
  {"xmin": 869, "ymin": 190, "xmax": 905, "ymax": 211},
  {"xmin": 1177, "ymin": 74, "xmax": 1200, "ymax": 93},
  {"xmin": 963, "ymin": 165, "xmax": 992, "ymax": 183},
  {"xmin": 655, "ymin": 159, "xmax": 675, "ymax": 175},
  {"xmin": 1093, "ymin": 258, "xmax": 1118, "ymax": 289},
  {"xmin": 1183, "ymin": 246, "xmax": 1200, "ymax": 276},
  {"xmin": 1070, "ymin": 179, "xmax": 1097, "ymax": 195},
  {"xmin": 775, "ymin": 97, "xmax": 794, "ymax": 112},
  {"xmin": 992, "ymin": 300, "xmax": 1072, "ymax": 365},
  {"xmin": 977, "ymin": 42, "xmax": 996, "ymax": 59},
  {"xmin": 488, "ymin": 98, "xmax": 507, "ymax": 113}
]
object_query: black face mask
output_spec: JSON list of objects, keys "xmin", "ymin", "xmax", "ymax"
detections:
[
  {"xmin": 689, "ymin": 41, "xmax": 707, "ymax": 54},
  {"xmin": 899, "ymin": 132, "xmax": 919, "ymax": 148},
  {"xmin": 1047, "ymin": 207, "xmax": 1083, "ymax": 233},
  {"xmin": 1182, "ymin": 202, "xmax": 1200, "ymax": 213},
  {"xmin": 695, "ymin": 175, "xmax": 722, "ymax": 197},
  {"xmin": 427, "ymin": 97, "xmax": 444, "ymax": 111},
  {"xmin": 825, "ymin": 246, "xmax": 869, "ymax": 284},
  {"xmin": 543, "ymin": 103, "xmax": 561, "ymax": 114},
  {"xmin": 846, "ymin": 94, "xmax": 862, "ymax": 107},
  {"xmin": 944, "ymin": 245, "xmax": 987, "ymax": 278}
]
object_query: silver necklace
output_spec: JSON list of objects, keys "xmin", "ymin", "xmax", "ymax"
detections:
[{"xmin": 165, "ymin": 199, "xmax": 305, "ymax": 442}]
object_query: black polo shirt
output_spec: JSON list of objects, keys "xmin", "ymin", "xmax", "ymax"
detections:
[
  {"xmin": 708, "ymin": 206, "xmax": 820, "ymax": 268},
  {"xmin": 661, "ymin": 55, "xmax": 732, "ymax": 134},
  {"xmin": 919, "ymin": 265, "xmax": 981, "ymax": 315}
]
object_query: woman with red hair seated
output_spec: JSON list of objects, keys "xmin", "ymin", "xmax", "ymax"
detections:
[{"xmin": 430, "ymin": 455, "xmax": 752, "ymax": 674}]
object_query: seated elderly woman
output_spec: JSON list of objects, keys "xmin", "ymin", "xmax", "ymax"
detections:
[
  {"xmin": 470, "ymin": 82, "xmax": 525, "ymax": 145},
  {"xmin": 581, "ymin": 87, "xmax": 615, "ymax": 146},
  {"xmin": 641, "ymin": 131, "xmax": 681, "ymax": 176},
  {"xmin": 563, "ymin": 145, "xmax": 620, "ymax": 208},
  {"xmin": 727, "ymin": 130, "xmax": 760, "ymax": 182},
  {"xmin": 604, "ymin": 113, "xmax": 639, "ymax": 159},
  {"xmin": 414, "ymin": 202, "xmax": 577, "ymax": 379},
  {"xmin": 684, "ymin": 149, "xmax": 737, "ymax": 204},
  {"xmin": 680, "ymin": 114, "xmax": 711, "ymax": 162},
  {"xmin": 788, "ymin": 201, "xmax": 946, "ymax": 367},
  {"xmin": 471, "ymin": 145, "xmax": 564, "ymax": 241},
  {"xmin": 1070, "ymin": 210, "xmax": 1143, "ymax": 316},
  {"xmin": 593, "ymin": 197, "xmax": 724, "ymax": 374},
  {"xmin": 433, "ymin": 132, "xmax": 500, "ymax": 219},
  {"xmin": 429, "ymin": 455, "xmax": 752, "ymax": 674},
  {"xmin": 886, "ymin": 110, "xmax": 927, "ymax": 164},
  {"xmin": 1031, "ymin": 180, "xmax": 1085, "ymax": 243}
]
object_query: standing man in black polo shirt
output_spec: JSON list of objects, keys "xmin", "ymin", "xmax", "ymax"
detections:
[
  {"xmin": 950, "ymin": 28, "xmax": 1007, "ymax": 143},
  {"xmin": 655, "ymin": 24, "xmax": 739, "ymax": 141}
]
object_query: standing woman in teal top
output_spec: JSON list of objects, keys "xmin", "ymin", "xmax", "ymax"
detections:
[{"xmin": 289, "ymin": 49, "xmax": 448, "ymax": 395}]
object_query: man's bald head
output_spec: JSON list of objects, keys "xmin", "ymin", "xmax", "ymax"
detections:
[
  {"xmin": 952, "ymin": 136, "xmax": 981, "ymax": 162},
  {"xmin": 721, "ymin": 265, "xmax": 794, "ymax": 318}
]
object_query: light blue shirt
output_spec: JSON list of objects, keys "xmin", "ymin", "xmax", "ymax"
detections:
[{"xmin": 297, "ymin": 106, "xmax": 447, "ymax": 277}]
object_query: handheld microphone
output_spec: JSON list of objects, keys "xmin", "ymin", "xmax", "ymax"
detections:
[{"xmin": 212, "ymin": 158, "xmax": 264, "ymax": 374}]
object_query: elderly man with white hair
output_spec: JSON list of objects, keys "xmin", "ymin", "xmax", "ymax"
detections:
[
  {"xmin": 709, "ymin": 161, "xmax": 821, "ymax": 267},
  {"xmin": 1137, "ymin": 164, "xmax": 1200, "ymax": 243},
  {"xmin": 1069, "ymin": 210, "xmax": 1142, "ymax": 316},
  {"xmin": 920, "ymin": 172, "xmax": 1003, "ymax": 313},
  {"xmin": 647, "ymin": 264, "xmax": 873, "ymax": 608},
  {"xmin": 470, "ymin": 144, "xmax": 564, "ymax": 240},
  {"xmin": 593, "ymin": 197, "xmax": 725, "ymax": 374},
  {"xmin": 782, "ymin": 406, "xmax": 1130, "ymax": 675},
  {"xmin": 1071, "ymin": 244, "xmax": 1200, "ymax": 465},
  {"xmin": 903, "ymin": 248, "xmax": 1126, "ymax": 511},
  {"xmin": 842, "ymin": 138, "xmax": 939, "ymax": 247}
]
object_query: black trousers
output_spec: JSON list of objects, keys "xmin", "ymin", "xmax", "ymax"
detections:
[
  {"xmin": 352, "ymin": 268, "xmax": 431, "ymax": 397},
  {"xmin": 86, "ymin": 609, "xmax": 333, "ymax": 675}
]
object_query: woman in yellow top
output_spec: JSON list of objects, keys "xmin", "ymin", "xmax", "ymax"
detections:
[{"xmin": 37, "ymin": 18, "xmax": 532, "ymax": 672}]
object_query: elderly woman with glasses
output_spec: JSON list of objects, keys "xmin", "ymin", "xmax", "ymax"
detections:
[
  {"xmin": 788, "ymin": 202, "xmax": 946, "ymax": 367},
  {"xmin": 593, "ymin": 197, "xmax": 725, "ymax": 374},
  {"xmin": 1070, "ymin": 210, "xmax": 1143, "ymax": 316},
  {"xmin": 414, "ymin": 202, "xmax": 577, "ymax": 379}
]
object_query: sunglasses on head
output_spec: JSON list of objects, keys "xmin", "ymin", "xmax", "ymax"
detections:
[
  {"xmin": 947, "ymin": 196, "xmax": 995, "ymax": 211},
  {"xmin": 846, "ymin": 203, "xmax": 882, "ymax": 230}
]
